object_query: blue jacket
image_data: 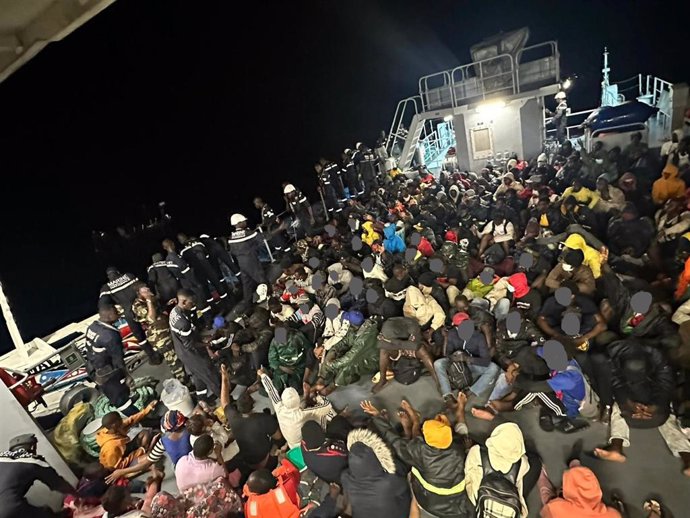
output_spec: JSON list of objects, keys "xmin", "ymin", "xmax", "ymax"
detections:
[{"xmin": 383, "ymin": 225, "xmax": 406, "ymax": 254}]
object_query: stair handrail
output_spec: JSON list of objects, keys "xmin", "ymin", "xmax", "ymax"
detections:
[
  {"xmin": 419, "ymin": 71, "xmax": 453, "ymax": 111},
  {"xmin": 386, "ymin": 96, "xmax": 422, "ymax": 153}
]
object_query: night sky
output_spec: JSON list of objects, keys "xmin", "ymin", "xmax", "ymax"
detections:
[{"xmin": 0, "ymin": 0, "xmax": 685, "ymax": 350}]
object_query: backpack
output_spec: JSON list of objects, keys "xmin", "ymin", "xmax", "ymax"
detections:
[
  {"xmin": 393, "ymin": 356, "xmax": 422, "ymax": 385},
  {"xmin": 475, "ymin": 446, "xmax": 522, "ymax": 518},
  {"xmin": 447, "ymin": 351, "xmax": 473, "ymax": 391}
]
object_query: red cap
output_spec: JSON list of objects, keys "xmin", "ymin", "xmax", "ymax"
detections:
[
  {"xmin": 444, "ymin": 230, "xmax": 458, "ymax": 243},
  {"xmin": 508, "ymin": 272, "xmax": 530, "ymax": 299},
  {"xmin": 452, "ymin": 312, "xmax": 470, "ymax": 326}
]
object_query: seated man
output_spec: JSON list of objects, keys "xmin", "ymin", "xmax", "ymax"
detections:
[
  {"xmin": 493, "ymin": 272, "xmax": 542, "ymax": 322},
  {"xmin": 594, "ymin": 339, "xmax": 690, "ymax": 476},
  {"xmin": 537, "ymin": 284, "xmax": 607, "ymax": 364},
  {"xmin": 544, "ymin": 249, "xmax": 595, "ymax": 297},
  {"xmin": 300, "ymin": 421, "xmax": 348, "ymax": 483},
  {"xmin": 175, "ymin": 434, "xmax": 227, "ymax": 492},
  {"xmin": 494, "ymin": 311, "xmax": 545, "ymax": 369},
  {"xmin": 372, "ymin": 316, "xmax": 441, "ymax": 394},
  {"xmin": 95, "ymin": 399, "xmax": 158, "ymax": 471},
  {"xmin": 433, "ymin": 312, "xmax": 500, "ymax": 402},
  {"xmin": 473, "ymin": 342, "xmax": 588, "ymax": 433},
  {"xmin": 403, "ymin": 272, "xmax": 446, "ymax": 349},
  {"xmin": 267, "ymin": 326, "xmax": 309, "ymax": 393},
  {"xmin": 478, "ymin": 211, "xmax": 515, "ymax": 258},
  {"xmin": 316, "ymin": 311, "xmax": 380, "ymax": 394}
]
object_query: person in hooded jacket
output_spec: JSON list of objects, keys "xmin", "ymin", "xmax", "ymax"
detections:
[
  {"xmin": 606, "ymin": 203, "xmax": 655, "ymax": 260},
  {"xmin": 383, "ymin": 222, "xmax": 406, "ymax": 253},
  {"xmin": 545, "ymin": 249, "xmax": 596, "ymax": 297},
  {"xmin": 493, "ymin": 272, "xmax": 542, "ymax": 322},
  {"xmin": 370, "ymin": 408, "xmax": 467, "ymax": 518},
  {"xmin": 241, "ymin": 306, "xmax": 274, "ymax": 371},
  {"xmin": 652, "ymin": 163, "xmax": 686, "ymax": 206},
  {"xmin": 538, "ymin": 461, "xmax": 622, "ymax": 518},
  {"xmin": 465, "ymin": 423, "xmax": 536, "ymax": 518},
  {"xmin": 340, "ymin": 428, "xmax": 411, "ymax": 518},
  {"xmin": 258, "ymin": 368, "xmax": 335, "ymax": 450}
]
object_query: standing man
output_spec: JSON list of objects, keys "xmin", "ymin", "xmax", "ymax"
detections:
[
  {"xmin": 341, "ymin": 148, "xmax": 361, "ymax": 197},
  {"xmin": 147, "ymin": 252, "xmax": 181, "ymax": 307},
  {"xmin": 99, "ymin": 267, "xmax": 161, "ymax": 364},
  {"xmin": 199, "ymin": 233, "xmax": 241, "ymax": 293},
  {"xmin": 162, "ymin": 238, "xmax": 211, "ymax": 320},
  {"xmin": 254, "ymin": 196, "xmax": 288, "ymax": 253},
  {"xmin": 315, "ymin": 161, "xmax": 339, "ymax": 216},
  {"xmin": 132, "ymin": 283, "xmax": 187, "ymax": 383},
  {"xmin": 549, "ymin": 91, "xmax": 568, "ymax": 144},
  {"xmin": 178, "ymin": 234, "xmax": 229, "ymax": 304},
  {"xmin": 228, "ymin": 214, "xmax": 268, "ymax": 303},
  {"xmin": 323, "ymin": 157, "xmax": 346, "ymax": 204},
  {"xmin": 284, "ymin": 184, "xmax": 314, "ymax": 236},
  {"xmin": 169, "ymin": 289, "xmax": 221, "ymax": 400},
  {"xmin": 0, "ymin": 434, "xmax": 74, "ymax": 518},
  {"xmin": 355, "ymin": 142, "xmax": 379, "ymax": 196},
  {"xmin": 85, "ymin": 304, "xmax": 139, "ymax": 415}
]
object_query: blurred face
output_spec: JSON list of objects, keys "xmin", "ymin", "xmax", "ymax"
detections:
[
  {"xmin": 253, "ymin": 198, "xmax": 263, "ymax": 209},
  {"xmin": 455, "ymin": 298, "xmax": 469, "ymax": 312},
  {"xmin": 537, "ymin": 200, "xmax": 549, "ymax": 213},
  {"xmin": 138, "ymin": 286, "xmax": 153, "ymax": 299},
  {"xmin": 178, "ymin": 294, "xmax": 195, "ymax": 311},
  {"xmin": 101, "ymin": 307, "xmax": 119, "ymax": 324}
]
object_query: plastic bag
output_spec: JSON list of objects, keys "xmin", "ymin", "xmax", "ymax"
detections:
[{"xmin": 161, "ymin": 378, "xmax": 189, "ymax": 405}]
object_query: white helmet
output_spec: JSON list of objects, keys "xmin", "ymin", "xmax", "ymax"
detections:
[
  {"xmin": 283, "ymin": 184, "xmax": 296, "ymax": 194},
  {"xmin": 230, "ymin": 213, "xmax": 247, "ymax": 226},
  {"xmin": 555, "ymin": 91, "xmax": 567, "ymax": 100}
]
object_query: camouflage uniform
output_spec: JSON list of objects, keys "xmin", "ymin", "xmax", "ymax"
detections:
[{"xmin": 132, "ymin": 298, "xmax": 187, "ymax": 382}]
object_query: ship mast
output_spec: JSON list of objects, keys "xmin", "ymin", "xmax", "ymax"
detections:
[
  {"xmin": 0, "ymin": 279, "xmax": 24, "ymax": 349},
  {"xmin": 601, "ymin": 47, "xmax": 610, "ymax": 106}
]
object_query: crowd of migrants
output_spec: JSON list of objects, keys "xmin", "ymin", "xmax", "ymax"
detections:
[{"xmin": 6, "ymin": 132, "xmax": 690, "ymax": 518}]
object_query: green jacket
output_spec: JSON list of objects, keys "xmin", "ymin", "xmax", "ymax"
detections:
[{"xmin": 322, "ymin": 319, "xmax": 379, "ymax": 386}]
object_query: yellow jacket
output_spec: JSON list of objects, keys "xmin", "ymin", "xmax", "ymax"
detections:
[
  {"xmin": 403, "ymin": 286, "xmax": 445, "ymax": 330},
  {"xmin": 561, "ymin": 186, "xmax": 600, "ymax": 209},
  {"xmin": 361, "ymin": 221, "xmax": 381, "ymax": 246},
  {"xmin": 96, "ymin": 405, "xmax": 153, "ymax": 469},
  {"xmin": 562, "ymin": 234, "xmax": 602, "ymax": 279}
]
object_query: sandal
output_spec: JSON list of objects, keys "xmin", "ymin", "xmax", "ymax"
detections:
[{"xmin": 643, "ymin": 499, "xmax": 664, "ymax": 518}]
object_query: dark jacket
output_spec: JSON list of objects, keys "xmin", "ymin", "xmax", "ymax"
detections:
[
  {"xmin": 0, "ymin": 451, "xmax": 73, "ymax": 518},
  {"xmin": 446, "ymin": 328, "xmax": 491, "ymax": 367},
  {"xmin": 494, "ymin": 319, "xmax": 544, "ymax": 368},
  {"xmin": 609, "ymin": 339, "xmax": 674, "ymax": 424},
  {"xmin": 99, "ymin": 272, "xmax": 139, "ymax": 309},
  {"xmin": 341, "ymin": 428, "xmax": 411, "ymax": 518},
  {"xmin": 147, "ymin": 260, "xmax": 182, "ymax": 302},
  {"xmin": 301, "ymin": 439, "xmax": 348, "ymax": 483},
  {"xmin": 375, "ymin": 417, "xmax": 467, "ymax": 518},
  {"xmin": 607, "ymin": 216, "xmax": 655, "ymax": 257}
]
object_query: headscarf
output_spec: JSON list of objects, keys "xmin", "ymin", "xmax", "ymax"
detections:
[
  {"xmin": 161, "ymin": 410, "xmax": 187, "ymax": 433},
  {"xmin": 421, "ymin": 415, "xmax": 452, "ymax": 449},
  {"xmin": 485, "ymin": 423, "xmax": 525, "ymax": 473}
]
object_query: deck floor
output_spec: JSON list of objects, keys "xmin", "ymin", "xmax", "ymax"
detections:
[{"xmin": 134, "ymin": 360, "xmax": 687, "ymax": 518}]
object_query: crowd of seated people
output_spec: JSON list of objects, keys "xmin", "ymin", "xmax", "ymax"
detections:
[{"xmin": 7, "ymin": 133, "xmax": 690, "ymax": 518}]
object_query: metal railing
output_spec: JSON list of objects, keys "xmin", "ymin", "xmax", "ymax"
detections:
[
  {"xmin": 386, "ymin": 96, "xmax": 422, "ymax": 155},
  {"xmin": 544, "ymin": 108, "xmax": 596, "ymax": 140},
  {"xmin": 417, "ymin": 40, "xmax": 560, "ymax": 112}
]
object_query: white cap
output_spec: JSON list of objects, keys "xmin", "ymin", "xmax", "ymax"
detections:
[
  {"xmin": 283, "ymin": 184, "xmax": 296, "ymax": 194},
  {"xmin": 230, "ymin": 213, "xmax": 247, "ymax": 226},
  {"xmin": 537, "ymin": 153, "xmax": 548, "ymax": 164},
  {"xmin": 555, "ymin": 91, "xmax": 566, "ymax": 100}
]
